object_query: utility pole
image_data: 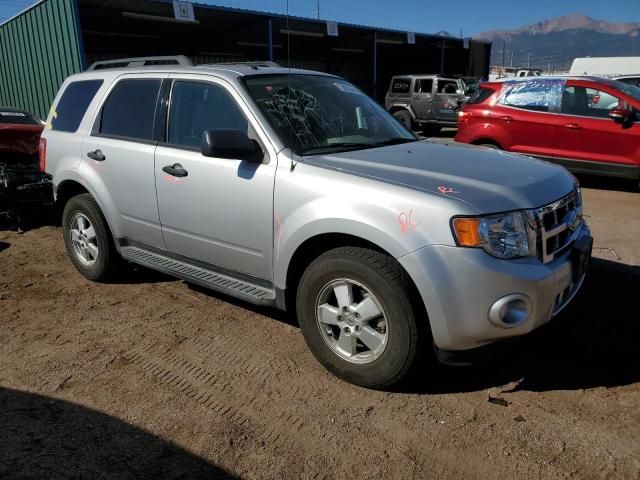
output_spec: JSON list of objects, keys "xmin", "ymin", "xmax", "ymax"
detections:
[
  {"xmin": 527, "ymin": 53, "xmax": 531, "ymax": 68},
  {"xmin": 510, "ymin": 51, "xmax": 514, "ymax": 67},
  {"xmin": 502, "ymin": 40, "xmax": 506, "ymax": 67},
  {"xmin": 316, "ymin": 0, "xmax": 320, "ymax": 19}
]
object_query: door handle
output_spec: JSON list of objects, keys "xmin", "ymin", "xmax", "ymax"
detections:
[
  {"xmin": 87, "ymin": 149, "xmax": 105, "ymax": 161},
  {"xmin": 500, "ymin": 115, "xmax": 513, "ymax": 123},
  {"xmin": 563, "ymin": 123, "xmax": 582, "ymax": 130},
  {"xmin": 162, "ymin": 163, "xmax": 188, "ymax": 178}
]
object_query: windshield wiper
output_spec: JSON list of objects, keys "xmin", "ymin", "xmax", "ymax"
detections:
[
  {"xmin": 369, "ymin": 138, "xmax": 419, "ymax": 147},
  {"xmin": 298, "ymin": 138, "xmax": 418, "ymax": 155}
]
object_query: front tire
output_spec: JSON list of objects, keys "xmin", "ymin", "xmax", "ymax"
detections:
[
  {"xmin": 296, "ymin": 247, "xmax": 423, "ymax": 389},
  {"xmin": 62, "ymin": 194, "xmax": 118, "ymax": 281}
]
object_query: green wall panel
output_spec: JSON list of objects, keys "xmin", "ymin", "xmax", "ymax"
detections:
[{"xmin": 0, "ymin": 0, "xmax": 84, "ymax": 119}]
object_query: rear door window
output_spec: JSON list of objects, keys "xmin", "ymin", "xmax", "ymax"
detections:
[
  {"xmin": 167, "ymin": 81, "xmax": 248, "ymax": 149},
  {"xmin": 390, "ymin": 78, "xmax": 411, "ymax": 94},
  {"xmin": 415, "ymin": 79, "xmax": 433, "ymax": 94},
  {"xmin": 51, "ymin": 80, "xmax": 103, "ymax": 132},
  {"xmin": 98, "ymin": 78, "xmax": 162, "ymax": 141}
]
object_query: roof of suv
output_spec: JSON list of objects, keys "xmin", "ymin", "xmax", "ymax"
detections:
[
  {"xmin": 65, "ymin": 64, "xmax": 337, "ymax": 84},
  {"xmin": 491, "ymin": 75, "xmax": 612, "ymax": 84}
]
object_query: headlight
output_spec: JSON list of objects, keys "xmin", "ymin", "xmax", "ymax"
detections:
[{"xmin": 452, "ymin": 211, "xmax": 532, "ymax": 259}]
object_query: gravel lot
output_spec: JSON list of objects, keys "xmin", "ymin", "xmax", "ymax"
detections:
[{"xmin": 1, "ymin": 179, "xmax": 639, "ymax": 479}]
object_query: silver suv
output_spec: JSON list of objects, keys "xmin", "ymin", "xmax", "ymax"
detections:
[
  {"xmin": 385, "ymin": 74, "xmax": 468, "ymax": 133},
  {"xmin": 42, "ymin": 60, "xmax": 592, "ymax": 389}
]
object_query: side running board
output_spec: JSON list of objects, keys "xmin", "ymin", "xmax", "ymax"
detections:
[{"xmin": 120, "ymin": 245, "xmax": 276, "ymax": 307}]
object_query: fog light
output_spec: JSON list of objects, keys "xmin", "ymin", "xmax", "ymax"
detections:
[{"xmin": 489, "ymin": 294, "xmax": 532, "ymax": 328}]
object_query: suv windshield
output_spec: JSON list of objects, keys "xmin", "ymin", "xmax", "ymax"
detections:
[{"xmin": 243, "ymin": 75, "xmax": 416, "ymax": 155}]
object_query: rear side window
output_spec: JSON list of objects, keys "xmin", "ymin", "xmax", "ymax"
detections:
[
  {"xmin": 437, "ymin": 80, "xmax": 458, "ymax": 94},
  {"xmin": 51, "ymin": 80, "xmax": 103, "ymax": 132},
  {"xmin": 499, "ymin": 81, "xmax": 558, "ymax": 113},
  {"xmin": 98, "ymin": 79, "xmax": 161, "ymax": 141},
  {"xmin": 466, "ymin": 87, "xmax": 495, "ymax": 105},
  {"xmin": 168, "ymin": 81, "xmax": 248, "ymax": 149},
  {"xmin": 390, "ymin": 78, "xmax": 411, "ymax": 94}
]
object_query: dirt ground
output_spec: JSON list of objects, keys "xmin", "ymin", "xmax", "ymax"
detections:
[{"xmin": 1, "ymin": 179, "xmax": 639, "ymax": 479}]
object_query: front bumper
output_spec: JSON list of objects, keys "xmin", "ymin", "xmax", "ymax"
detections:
[{"xmin": 399, "ymin": 223, "xmax": 591, "ymax": 352}]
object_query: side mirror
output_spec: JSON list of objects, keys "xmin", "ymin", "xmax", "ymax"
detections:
[
  {"xmin": 609, "ymin": 107, "xmax": 632, "ymax": 124},
  {"xmin": 201, "ymin": 129, "xmax": 263, "ymax": 162}
]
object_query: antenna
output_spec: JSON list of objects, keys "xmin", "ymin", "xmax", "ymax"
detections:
[{"xmin": 286, "ymin": 0, "xmax": 296, "ymax": 172}]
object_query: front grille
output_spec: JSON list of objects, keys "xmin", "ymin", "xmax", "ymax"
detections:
[{"xmin": 533, "ymin": 188, "xmax": 583, "ymax": 264}]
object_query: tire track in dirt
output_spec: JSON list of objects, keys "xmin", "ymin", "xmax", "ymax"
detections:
[{"xmin": 122, "ymin": 329, "xmax": 327, "ymax": 457}]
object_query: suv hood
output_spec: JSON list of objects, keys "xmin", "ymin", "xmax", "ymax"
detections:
[{"xmin": 304, "ymin": 140, "xmax": 576, "ymax": 213}]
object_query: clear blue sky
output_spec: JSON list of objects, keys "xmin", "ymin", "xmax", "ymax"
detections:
[{"xmin": 1, "ymin": 0, "xmax": 639, "ymax": 35}]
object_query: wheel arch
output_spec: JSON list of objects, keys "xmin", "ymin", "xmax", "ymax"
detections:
[
  {"xmin": 471, "ymin": 138, "xmax": 503, "ymax": 149},
  {"xmin": 283, "ymin": 233, "xmax": 427, "ymax": 324},
  {"xmin": 389, "ymin": 104, "xmax": 415, "ymax": 118},
  {"xmin": 56, "ymin": 180, "xmax": 89, "ymax": 211},
  {"xmin": 55, "ymin": 179, "xmax": 117, "ymax": 238}
]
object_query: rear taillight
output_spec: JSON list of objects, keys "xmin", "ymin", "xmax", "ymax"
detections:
[{"xmin": 39, "ymin": 137, "xmax": 47, "ymax": 172}]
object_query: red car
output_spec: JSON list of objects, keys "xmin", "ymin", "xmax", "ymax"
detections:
[
  {"xmin": 455, "ymin": 77, "xmax": 640, "ymax": 184},
  {"xmin": 0, "ymin": 107, "xmax": 52, "ymax": 225}
]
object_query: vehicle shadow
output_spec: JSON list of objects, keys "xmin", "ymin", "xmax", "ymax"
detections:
[
  {"xmin": 410, "ymin": 257, "xmax": 640, "ymax": 394},
  {"xmin": 0, "ymin": 387, "xmax": 237, "ymax": 479},
  {"xmin": 0, "ymin": 241, "xmax": 9, "ymax": 253},
  {"xmin": 186, "ymin": 282, "xmax": 296, "ymax": 327},
  {"xmin": 575, "ymin": 174, "xmax": 638, "ymax": 193},
  {"xmin": 108, "ymin": 262, "xmax": 176, "ymax": 285}
]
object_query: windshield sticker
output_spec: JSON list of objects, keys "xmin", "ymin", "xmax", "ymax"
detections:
[
  {"xmin": 334, "ymin": 82, "xmax": 362, "ymax": 95},
  {"xmin": 398, "ymin": 209, "xmax": 419, "ymax": 236}
]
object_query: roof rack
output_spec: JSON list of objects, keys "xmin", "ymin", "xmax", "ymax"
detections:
[
  {"xmin": 201, "ymin": 61, "xmax": 281, "ymax": 69},
  {"xmin": 87, "ymin": 55, "xmax": 193, "ymax": 71}
]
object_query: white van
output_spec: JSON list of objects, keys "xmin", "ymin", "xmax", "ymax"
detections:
[{"xmin": 569, "ymin": 57, "xmax": 640, "ymax": 77}]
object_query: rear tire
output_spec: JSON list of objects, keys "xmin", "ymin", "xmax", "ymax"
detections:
[
  {"xmin": 296, "ymin": 247, "xmax": 423, "ymax": 389},
  {"xmin": 62, "ymin": 194, "xmax": 118, "ymax": 282},
  {"xmin": 392, "ymin": 110, "xmax": 414, "ymax": 132},
  {"xmin": 478, "ymin": 143, "xmax": 500, "ymax": 149}
]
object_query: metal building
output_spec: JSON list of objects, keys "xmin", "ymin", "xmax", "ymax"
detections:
[{"xmin": 0, "ymin": 0, "xmax": 492, "ymax": 118}]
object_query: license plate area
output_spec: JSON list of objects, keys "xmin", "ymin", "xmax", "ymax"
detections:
[{"xmin": 571, "ymin": 236, "xmax": 593, "ymax": 283}]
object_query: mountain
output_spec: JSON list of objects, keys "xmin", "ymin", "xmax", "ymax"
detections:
[{"xmin": 476, "ymin": 15, "xmax": 640, "ymax": 71}]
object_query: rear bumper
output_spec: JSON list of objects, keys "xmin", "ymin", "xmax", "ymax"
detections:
[
  {"xmin": 0, "ymin": 166, "xmax": 53, "ymax": 208},
  {"xmin": 418, "ymin": 119, "xmax": 458, "ymax": 127},
  {"xmin": 399, "ymin": 223, "xmax": 590, "ymax": 352}
]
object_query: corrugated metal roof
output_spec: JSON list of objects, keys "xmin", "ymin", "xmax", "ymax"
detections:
[{"xmin": 89, "ymin": 0, "xmax": 490, "ymax": 44}]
